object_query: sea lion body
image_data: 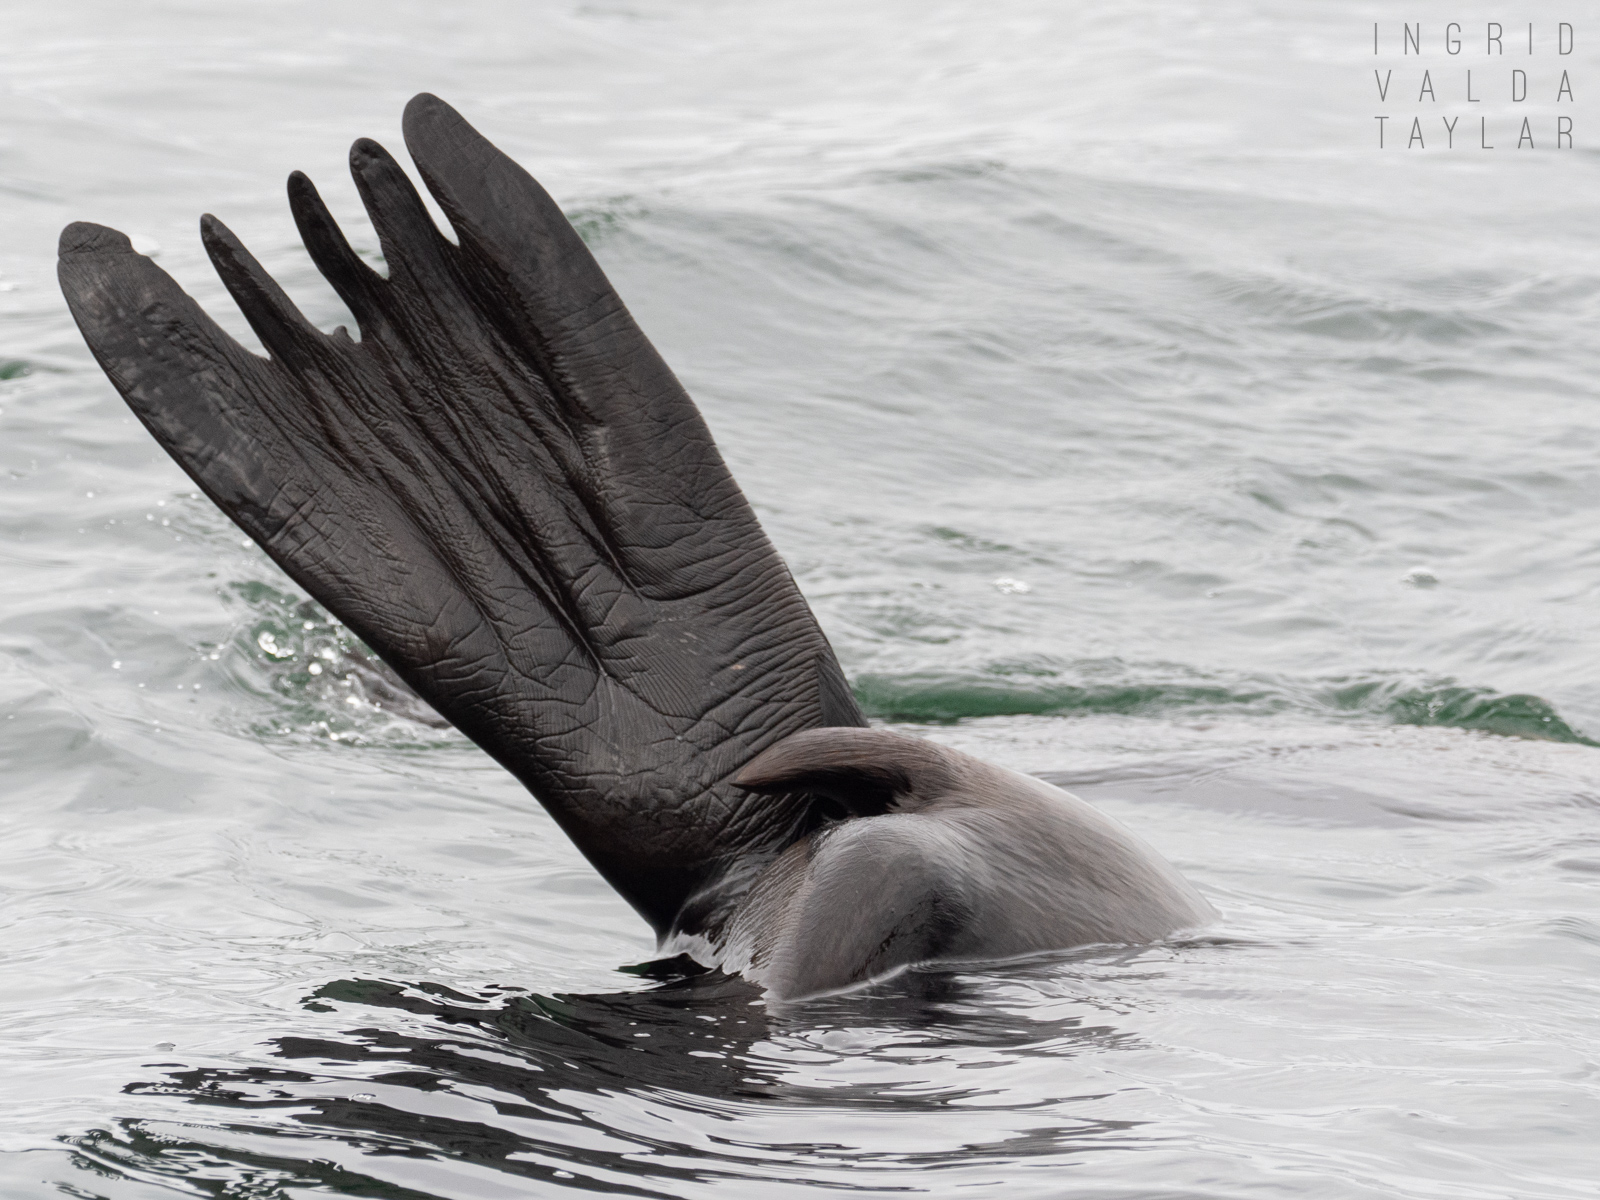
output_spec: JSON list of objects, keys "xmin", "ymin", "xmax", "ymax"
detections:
[{"xmin": 708, "ymin": 727, "xmax": 1213, "ymax": 999}]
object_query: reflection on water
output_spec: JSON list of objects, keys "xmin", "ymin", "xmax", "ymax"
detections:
[{"xmin": 70, "ymin": 957, "xmax": 1174, "ymax": 1196}]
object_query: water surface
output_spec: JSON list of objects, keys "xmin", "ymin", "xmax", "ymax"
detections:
[{"xmin": 4, "ymin": 1, "xmax": 1600, "ymax": 1196}]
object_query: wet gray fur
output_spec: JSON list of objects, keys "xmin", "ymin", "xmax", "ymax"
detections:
[{"xmin": 720, "ymin": 727, "xmax": 1215, "ymax": 999}]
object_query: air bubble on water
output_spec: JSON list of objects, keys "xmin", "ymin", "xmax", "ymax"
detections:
[
  {"xmin": 308, "ymin": 663, "xmax": 322, "ymax": 675},
  {"xmin": 302, "ymin": 620, "xmax": 314, "ymax": 630},
  {"xmin": 112, "ymin": 661, "xmax": 121, "ymax": 670},
  {"xmin": 240, "ymin": 539, "xmax": 250, "ymax": 548},
  {"xmin": 1402, "ymin": 566, "xmax": 1439, "ymax": 588},
  {"xmin": 257, "ymin": 631, "xmax": 292, "ymax": 659},
  {"xmin": 319, "ymin": 648, "xmax": 336, "ymax": 660},
  {"xmin": 154, "ymin": 1042, "xmax": 175, "ymax": 1052},
  {"xmin": 993, "ymin": 577, "xmax": 1032, "ymax": 595},
  {"xmin": 351, "ymin": 1093, "xmax": 376, "ymax": 1103}
]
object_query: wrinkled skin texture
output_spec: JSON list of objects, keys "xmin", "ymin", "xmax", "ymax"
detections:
[{"xmin": 57, "ymin": 94, "xmax": 864, "ymax": 942}]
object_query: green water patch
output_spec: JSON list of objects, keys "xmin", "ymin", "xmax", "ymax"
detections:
[
  {"xmin": 855, "ymin": 664, "xmax": 1597, "ymax": 746},
  {"xmin": 1321, "ymin": 679, "xmax": 1595, "ymax": 745},
  {"xmin": 855, "ymin": 671, "xmax": 1275, "ymax": 723},
  {"xmin": 567, "ymin": 198, "xmax": 646, "ymax": 249},
  {"xmin": 0, "ymin": 358, "xmax": 32, "ymax": 380}
]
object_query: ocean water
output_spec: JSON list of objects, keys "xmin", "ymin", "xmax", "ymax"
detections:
[{"xmin": 4, "ymin": 1, "xmax": 1600, "ymax": 1195}]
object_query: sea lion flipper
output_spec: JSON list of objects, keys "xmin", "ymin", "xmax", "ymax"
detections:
[
  {"xmin": 400, "ymin": 94, "xmax": 656, "ymax": 418},
  {"xmin": 398, "ymin": 93, "xmax": 753, "ymax": 536},
  {"xmin": 58, "ymin": 98, "xmax": 867, "ymax": 939}
]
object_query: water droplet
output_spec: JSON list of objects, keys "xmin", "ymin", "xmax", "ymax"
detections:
[
  {"xmin": 257, "ymin": 632, "xmax": 292, "ymax": 659},
  {"xmin": 993, "ymin": 577, "xmax": 1032, "ymax": 595}
]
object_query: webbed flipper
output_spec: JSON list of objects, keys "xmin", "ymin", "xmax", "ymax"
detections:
[{"xmin": 57, "ymin": 94, "xmax": 864, "ymax": 938}]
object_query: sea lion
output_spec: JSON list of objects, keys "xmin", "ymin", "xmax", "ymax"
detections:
[{"xmin": 56, "ymin": 94, "xmax": 1213, "ymax": 1000}]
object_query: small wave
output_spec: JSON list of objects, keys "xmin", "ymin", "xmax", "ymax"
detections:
[
  {"xmin": 566, "ymin": 197, "xmax": 648, "ymax": 249},
  {"xmin": 1318, "ymin": 679, "xmax": 1593, "ymax": 745},
  {"xmin": 1287, "ymin": 303, "xmax": 1503, "ymax": 346},
  {"xmin": 224, "ymin": 580, "xmax": 453, "ymax": 745},
  {"xmin": 856, "ymin": 670, "xmax": 1271, "ymax": 723},
  {"xmin": 854, "ymin": 664, "xmax": 1596, "ymax": 746}
]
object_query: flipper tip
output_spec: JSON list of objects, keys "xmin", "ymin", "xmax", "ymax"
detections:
[
  {"xmin": 402, "ymin": 92, "xmax": 460, "ymax": 136},
  {"xmin": 58, "ymin": 222, "xmax": 134, "ymax": 262}
]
